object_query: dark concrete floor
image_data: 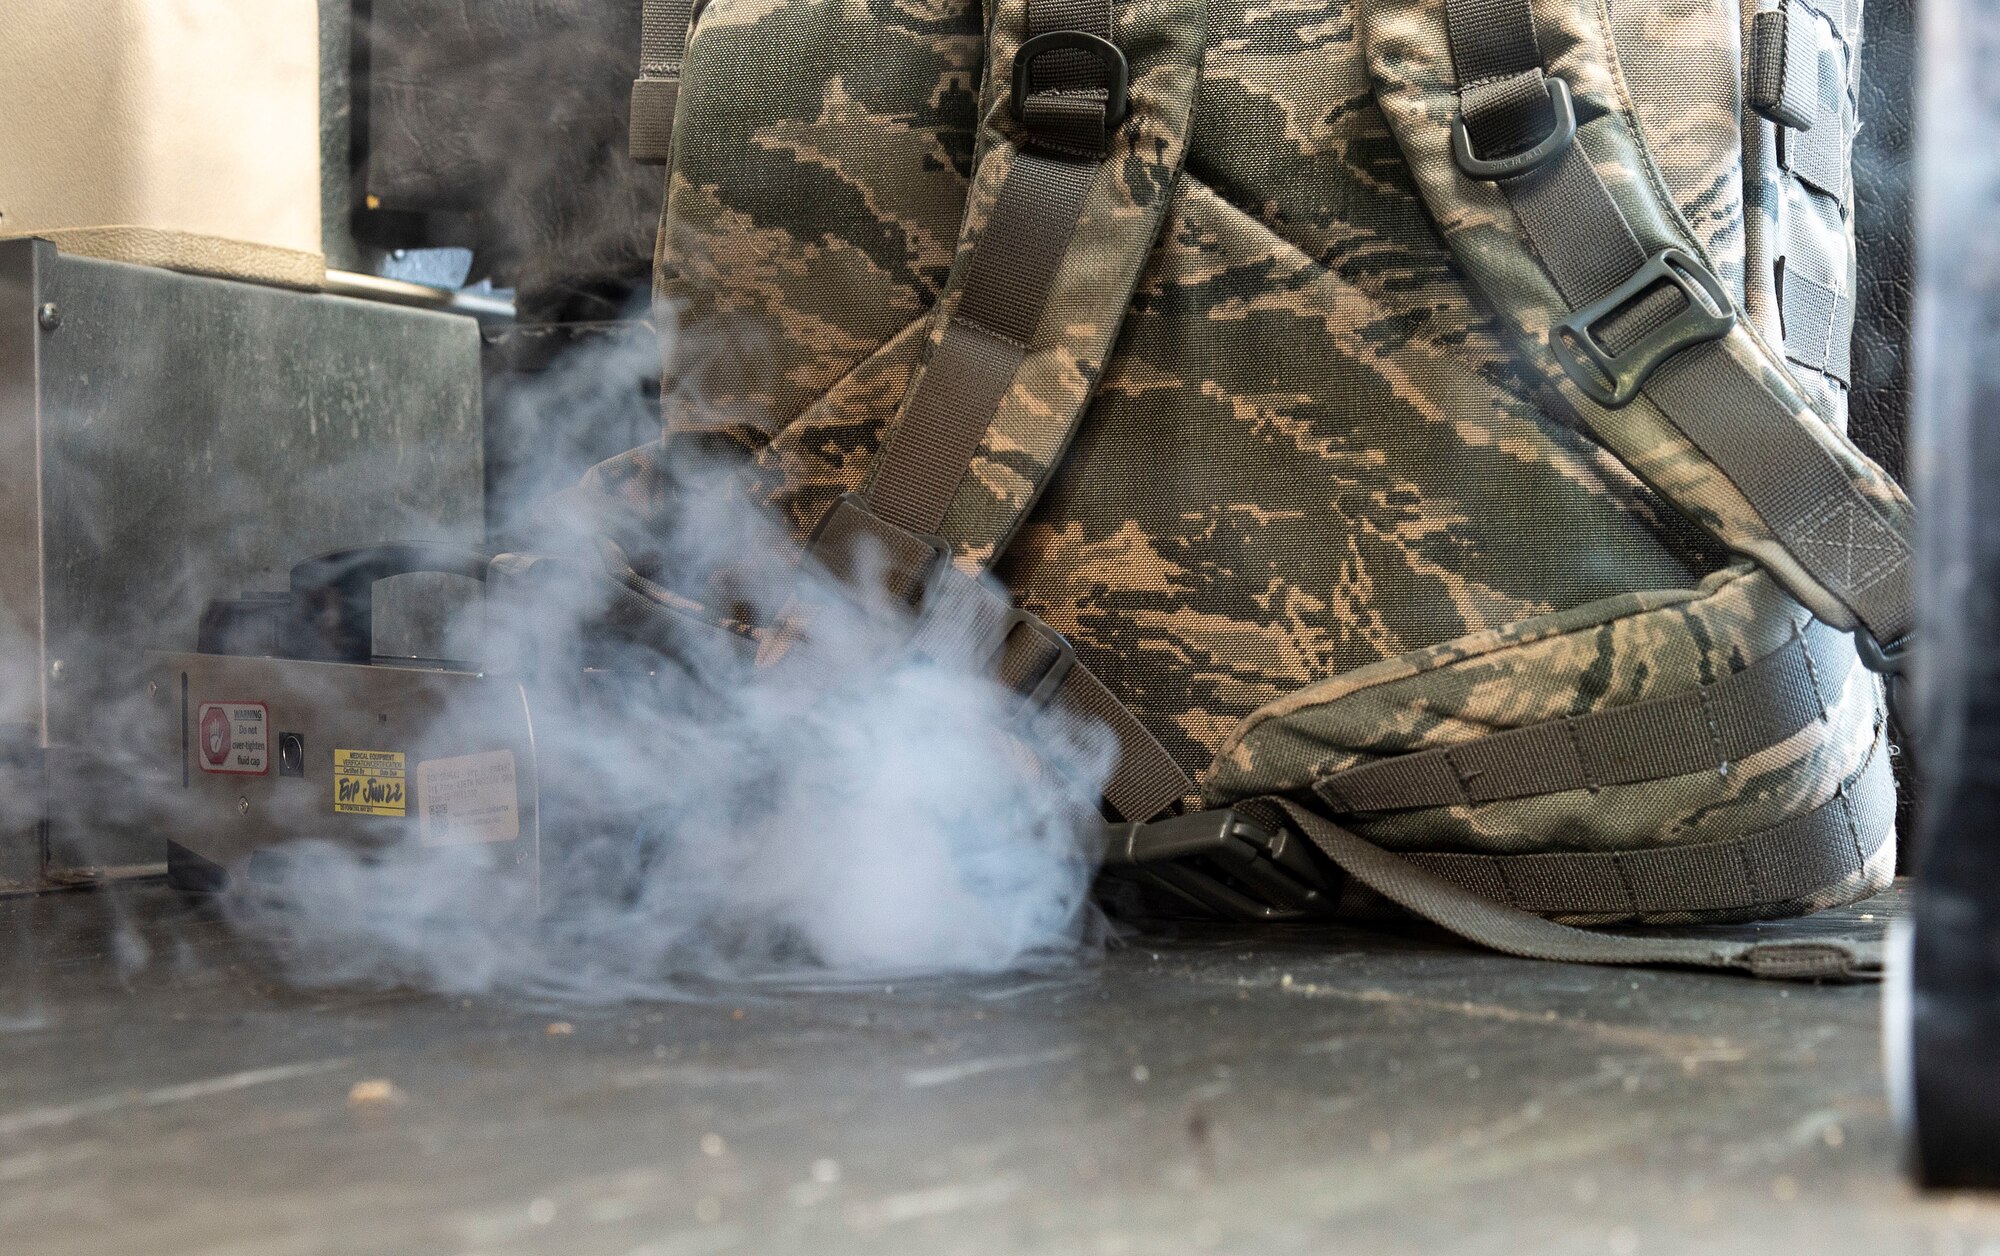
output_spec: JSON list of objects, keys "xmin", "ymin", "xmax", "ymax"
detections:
[{"xmin": 1, "ymin": 883, "xmax": 1994, "ymax": 1255}]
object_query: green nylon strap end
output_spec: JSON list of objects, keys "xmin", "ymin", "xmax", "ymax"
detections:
[
  {"xmin": 1269, "ymin": 798, "xmax": 1886, "ymax": 983},
  {"xmin": 629, "ymin": 77, "xmax": 680, "ymax": 165},
  {"xmin": 1739, "ymin": 940, "xmax": 1882, "ymax": 981}
]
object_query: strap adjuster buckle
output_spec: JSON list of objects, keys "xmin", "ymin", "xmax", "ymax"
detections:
[
  {"xmin": 802, "ymin": 493, "xmax": 952, "ymax": 616},
  {"xmin": 1100, "ymin": 808, "xmax": 1336, "ymax": 922},
  {"xmin": 1552, "ymin": 247, "xmax": 1738, "ymax": 408},
  {"xmin": 1010, "ymin": 31, "xmax": 1131, "ymax": 130},
  {"xmin": 1854, "ymin": 629, "xmax": 1910, "ymax": 678},
  {"xmin": 1451, "ymin": 75, "xmax": 1577, "ymax": 181},
  {"xmin": 985, "ymin": 608, "xmax": 1077, "ymax": 726}
]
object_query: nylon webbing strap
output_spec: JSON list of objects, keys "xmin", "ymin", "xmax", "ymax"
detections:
[
  {"xmin": 798, "ymin": 497, "xmax": 1198, "ymax": 821},
  {"xmin": 1270, "ymin": 795, "xmax": 1885, "ymax": 981},
  {"xmin": 865, "ymin": 154, "xmax": 1098, "ymax": 535},
  {"xmin": 783, "ymin": 0, "xmax": 1201, "ymax": 824},
  {"xmin": 1444, "ymin": 0, "xmax": 1555, "ymax": 159},
  {"xmin": 631, "ymin": 0, "xmax": 696, "ymax": 163},
  {"xmin": 1020, "ymin": 0, "xmax": 1120, "ymax": 156},
  {"xmin": 862, "ymin": 0, "xmax": 1118, "ymax": 536},
  {"xmin": 1780, "ymin": 263, "xmax": 1853, "ymax": 382},
  {"xmin": 1318, "ymin": 619, "xmax": 1855, "ymax": 812},
  {"xmin": 1748, "ymin": 5, "xmax": 1821, "ymax": 130},
  {"xmin": 1442, "ymin": 0, "xmax": 1912, "ymax": 648},
  {"xmin": 1402, "ymin": 742, "xmax": 1894, "ymax": 916}
]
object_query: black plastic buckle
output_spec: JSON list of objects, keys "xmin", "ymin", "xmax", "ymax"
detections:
[
  {"xmin": 1551, "ymin": 247, "xmax": 1737, "ymax": 408},
  {"xmin": 986, "ymin": 608, "xmax": 1077, "ymax": 726},
  {"xmin": 1451, "ymin": 76, "xmax": 1577, "ymax": 181},
  {"xmin": 1855, "ymin": 629, "xmax": 1911, "ymax": 678},
  {"xmin": 1101, "ymin": 808, "xmax": 1335, "ymax": 922},
  {"xmin": 1856, "ymin": 628, "xmax": 1915, "ymax": 766},
  {"xmin": 1010, "ymin": 31, "xmax": 1131, "ymax": 130}
]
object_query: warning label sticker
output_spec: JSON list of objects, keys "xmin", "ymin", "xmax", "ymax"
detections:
[
  {"xmin": 334, "ymin": 749, "xmax": 407, "ymax": 817},
  {"xmin": 417, "ymin": 750, "xmax": 519, "ymax": 847},
  {"xmin": 196, "ymin": 702, "xmax": 268, "ymax": 775}
]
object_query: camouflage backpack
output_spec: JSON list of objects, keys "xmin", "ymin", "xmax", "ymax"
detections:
[{"xmin": 609, "ymin": 0, "xmax": 1910, "ymax": 975}]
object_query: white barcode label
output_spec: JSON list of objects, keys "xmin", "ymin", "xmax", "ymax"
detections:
[{"xmin": 416, "ymin": 750, "xmax": 519, "ymax": 846}]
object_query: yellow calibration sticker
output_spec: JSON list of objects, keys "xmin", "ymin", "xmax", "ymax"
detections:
[{"xmin": 333, "ymin": 749, "xmax": 407, "ymax": 817}]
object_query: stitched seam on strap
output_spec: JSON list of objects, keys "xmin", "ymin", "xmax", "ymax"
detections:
[
  {"xmin": 1610, "ymin": 853, "xmax": 1638, "ymax": 916},
  {"xmin": 1441, "ymin": 748, "xmax": 1478, "ymax": 806},
  {"xmin": 1697, "ymin": 685, "xmax": 1728, "ymax": 774},
  {"xmin": 1840, "ymin": 778, "xmax": 1866, "ymax": 869},
  {"xmin": 1563, "ymin": 716, "xmax": 1599, "ymax": 792},
  {"xmin": 1798, "ymin": 623, "xmax": 1832, "ymax": 721},
  {"xmin": 1740, "ymin": 841, "xmax": 1764, "ymax": 905},
  {"xmin": 951, "ymin": 313, "xmax": 1029, "ymax": 352}
]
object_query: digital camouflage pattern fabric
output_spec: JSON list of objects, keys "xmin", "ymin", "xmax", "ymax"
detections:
[{"xmin": 613, "ymin": 0, "xmax": 1901, "ymax": 923}]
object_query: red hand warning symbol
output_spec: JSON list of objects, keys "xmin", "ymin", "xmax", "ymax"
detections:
[{"xmin": 200, "ymin": 706, "xmax": 232, "ymax": 768}]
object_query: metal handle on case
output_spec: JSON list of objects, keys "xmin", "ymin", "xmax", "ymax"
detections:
[{"xmin": 286, "ymin": 543, "xmax": 494, "ymax": 663}]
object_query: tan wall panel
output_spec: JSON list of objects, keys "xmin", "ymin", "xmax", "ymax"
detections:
[{"xmin": 0, "ymin": 0, "xmax": 324, "ymax": 288}]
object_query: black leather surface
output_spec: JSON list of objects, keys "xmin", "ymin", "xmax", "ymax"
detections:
[
  {"xmin": 1853, "ymin": 0, "xmax": 1915, "ymax": 483},
  {"xmin": 1851, "ymin": 0, "xmax": 1917, "ymax": 861},
  {"xmin": 358, "ymin": 0, "xmax": 662, "ymax": 322}
]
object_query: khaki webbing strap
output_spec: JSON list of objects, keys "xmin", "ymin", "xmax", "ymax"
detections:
[
  {"xmin": 866, "ymin": 153, "xmax": 1099, "ymax": 535},
  {"xmin": 1269, "ymin": 788, "xmax": 1886, "ymax": 981},
  {"xmin": 784, "ymin": 0, "xmax": 1204, "ymax": 825},
  {"xmin": 859, "ymin": 0, "xmax": 1203, "ymax": 560},
  {"xmin": 1442, "ymin": 0, "xmax": 1912, "ymax": 650},
  {"xmin": 863, "ymin": 0, "xmax": 1114, "ymax": 537},
  {"xmin": 1317, "ymin": 619, "xmax": 1855, "ymax": 812},
  {"xmin": 782, "ymin": 497, "xmax": 1198, "ymax": 822},
  {"xmin": 630, "ymin": 0, "xmax": 697, "ymax": 164},
  {"xmin": 1404, "ymin": 741, "xmax": 1895, "ymax": 917}
]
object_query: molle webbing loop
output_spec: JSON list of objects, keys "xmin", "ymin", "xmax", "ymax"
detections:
[
  {"xmin": 630, "ymin": 0, "xmax": 698, "ymax": 163},
  {"xmin": 1437, "ymin": 0, "xmax": 1914, "ymax": 658},
  {"xmin": 791, "ymin": 497, "xmax": 1199, "ymax": 822},
  {"xmin": 1748, "ymin": 5, "xmax": 1822, "ymax": 131},
  {"xmin": 1317, "ymin": 619, "xmax": 1856, "ymax": 812},
  {"xmin": 1398, "ymin": 741, "xmax": 1895, "ymax": 918}
]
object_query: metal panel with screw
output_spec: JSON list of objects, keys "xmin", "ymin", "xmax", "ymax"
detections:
[{"xmin": 0, "ymin": 238, "xmax": 484, "ymax": 889}]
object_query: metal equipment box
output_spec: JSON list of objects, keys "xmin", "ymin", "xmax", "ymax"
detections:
[{"xmin": 0, "ymin": 238, "xmax": 485, "ymax": 889}]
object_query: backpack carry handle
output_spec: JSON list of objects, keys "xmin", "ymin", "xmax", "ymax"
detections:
[{"xmin": 286, "ymin": 543, "xmax": 493, "ymax": 663}]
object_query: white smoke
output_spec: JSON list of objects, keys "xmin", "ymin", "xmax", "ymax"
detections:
[{"xmin": 218, "ymin": 329, "xmax": 1116, "ymax": 1001}]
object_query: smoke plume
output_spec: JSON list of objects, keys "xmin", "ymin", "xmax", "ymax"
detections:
[{"xmin": 219, "ymin": 327, "xmax": 1115, "ymax": 1001}]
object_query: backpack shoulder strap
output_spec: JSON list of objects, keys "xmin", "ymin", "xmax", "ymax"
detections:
[
  {"xmin": 859, "ymin": 0, "xmax": 1208, "ymax": 565},
  {"xmin": 764, "ymin": 0, "xmax": 1211, "ymax": 824},
  {"xmin": 1361, "ymin": 0, "xmax": 1913, "ymax": 661}
]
